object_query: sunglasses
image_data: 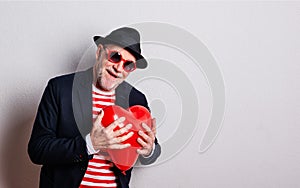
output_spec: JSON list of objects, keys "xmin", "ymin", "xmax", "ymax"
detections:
[{"xmin": 106, "ymin": 49, "xmax": 136, "ymax": 72}]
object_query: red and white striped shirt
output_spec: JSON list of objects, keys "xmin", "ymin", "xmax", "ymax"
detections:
[{"xmin": 80, "ymin": 85, "xmax": 117, "ymax": 188}]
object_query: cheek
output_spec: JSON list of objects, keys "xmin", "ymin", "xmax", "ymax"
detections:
[
  {"xmin": 95, "ymin": 60, "xmax": 108, "ymax": 75},
  {"xmin": 102, "ymin": 61, "xmax": 113, "ymax": 70}
]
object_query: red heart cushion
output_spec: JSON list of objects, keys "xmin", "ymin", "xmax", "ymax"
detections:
[{"xmin": 101, "ymin": 105, "xmax": 152, "ymax": 172}]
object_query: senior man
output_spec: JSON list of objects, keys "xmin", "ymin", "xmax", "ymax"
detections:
[{"xmin": 28, "ymin": 27, "xmax": 161, "ymax": 188}]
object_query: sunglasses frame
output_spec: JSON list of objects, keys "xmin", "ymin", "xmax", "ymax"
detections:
[{"xmin": 105, "ymin": 48, "xmax": 137, "ymax": 73}]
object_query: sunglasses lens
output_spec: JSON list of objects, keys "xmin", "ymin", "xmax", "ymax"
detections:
[
  {"xmin": 123, "ymin": 61, "xmax": 136, "ymax": 72},
  {"xmin": 109, "ymin": 51, "xmax": 121, "ymax": 63}
]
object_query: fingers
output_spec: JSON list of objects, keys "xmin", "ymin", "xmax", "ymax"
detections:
[
  {"xmin": 97, "ymin": 142, "xmax": 131, "ymax": 150},
  {"xmin": 113, "ymin": 124, "xmax": 132, "ymax": 137},
  {"xmin": 151, "ymin": 118, "xmax": 157, "ymax": 135},
  {"xmin": 137, "ymin": 137, "xmax": 148, "ymax": 148},
  {"xmin": 107, "ymin": 117, "xmax": 126, "ymax": 132},
  {"xmin": 141, "ymin": 122, "xmax": 151, "ymax": 132},
  {"xmin": 137, "ymin": 122, "xmax": 155, "ymax": 156},
  {"xmin": 100, "ymin": 123, "xmax": 133, "ymax": 146},
  {"xmin": 136, "ymin": 137, "xmax": 152, "ymax": 156},
  {"xmin": 94, "ymin": 131, "xmax": 133, "ymax": 150},
  {"xmin": 138, "ymin": 130, "xmax": 152, "ymax": 144},
  {"xmin": 109, "ymin": 131, "xmax": 134, "ymax": 145},
  {"xmin": 109, "ymin": 143, "xmax": 131, "ymax": 150},
  {"xmin": 141, "ymin": 123, "xmax": 155, "ymax": 140}
]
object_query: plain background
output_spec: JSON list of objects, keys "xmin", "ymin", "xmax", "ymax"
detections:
[{"xmin": 0, "ymin": 1, "xmax": 299, "ymax": 188}]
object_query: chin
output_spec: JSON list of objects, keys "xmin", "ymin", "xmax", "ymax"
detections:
[
  {"xmin": 102, "ymin": 85, "xmax": 115, "ymax": 91},
  {"xmin": 99, "ymin": 80, "xmax": 119, "ymax": 91}
]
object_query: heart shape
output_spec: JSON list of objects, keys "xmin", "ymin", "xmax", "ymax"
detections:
[{"xmin": 101, "ymin": 105, "xmax": 152, "ymax": 172}]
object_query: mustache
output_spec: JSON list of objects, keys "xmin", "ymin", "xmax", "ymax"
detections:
[
  {"xmin": 106, "ymin": 68, "xmax": 124, "ymax": 79},
  {"xmin": 97, "ymin": 68, "xmax": 124, "ymax": 79}
]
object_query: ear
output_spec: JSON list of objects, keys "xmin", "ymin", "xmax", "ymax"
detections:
[{"xmin": 96, "ymin": 44, "xmax": 104, "ymax": 60}]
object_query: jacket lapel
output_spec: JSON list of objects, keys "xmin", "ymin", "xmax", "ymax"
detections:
[
  {"xmin": 115, "ymin": 81, "xmax": 132, "ymax": 109},
  {"xmin": 72, "ymin": 68, "xmax": 93, "ymax": 138}
]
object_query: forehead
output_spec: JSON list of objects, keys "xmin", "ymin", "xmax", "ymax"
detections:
[{"xmin": 105, "ymin": 44, "xmax": 136, "ymax": 61}]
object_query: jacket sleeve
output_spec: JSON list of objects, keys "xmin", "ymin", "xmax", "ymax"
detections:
[
  {"xmin": 138, "ymin": 138, "xmax": 161, "ymax": 165},
  {"xmin": 27, "ymin": 78, "xmax": 89, "ymax": 165}
]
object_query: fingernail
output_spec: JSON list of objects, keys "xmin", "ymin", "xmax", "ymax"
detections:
[{"xmin": 138, "ymin": 131, "xmax": 142, "ymax": 135}]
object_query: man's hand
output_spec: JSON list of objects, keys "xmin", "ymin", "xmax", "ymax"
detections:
[
  {"xmin": 90, "ymin": 110, "xmax": 134, "ymax": 151},
  {"xmin": 137, "ymin": 118, "xmax": 156, "ymax": 156}
]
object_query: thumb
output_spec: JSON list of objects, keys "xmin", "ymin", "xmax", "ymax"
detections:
[{"xmin": 94, "ymin": 109, "xmax": 104, "ymax": 126}]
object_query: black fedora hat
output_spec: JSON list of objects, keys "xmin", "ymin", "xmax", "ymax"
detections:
[{"xmin": 93, "ymin": 27, "xmax": 147, "ymax": 69}]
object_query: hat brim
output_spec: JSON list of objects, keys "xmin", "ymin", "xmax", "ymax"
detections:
[{"xmin": 93, "ymin": 36, "xmax": 147, "ymax": 69}]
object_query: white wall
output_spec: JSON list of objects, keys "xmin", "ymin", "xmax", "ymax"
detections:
[{"xmin": 0, "ymin": 2, "xmax": 299, "ymax": 187}]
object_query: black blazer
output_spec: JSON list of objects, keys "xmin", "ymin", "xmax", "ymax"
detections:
[{"xmin": 28, "ymin": 68, "xmax": 161, "ymax": 188}]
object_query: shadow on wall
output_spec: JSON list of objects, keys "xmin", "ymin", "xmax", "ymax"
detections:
[{"xmin": 0, "ymin": 97, "xmax": 40, "ymax": 187}]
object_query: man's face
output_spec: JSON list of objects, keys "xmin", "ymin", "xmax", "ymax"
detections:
[{"xmin": 93, "ymin": 44, "xmax": 136, "ymax": 91}]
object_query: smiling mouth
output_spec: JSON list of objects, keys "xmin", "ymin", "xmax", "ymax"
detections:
[{"xmin": 106, "ymin": 69, "xmax": 119, "ymax": 79}]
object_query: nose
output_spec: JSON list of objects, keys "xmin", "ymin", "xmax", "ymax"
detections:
[{"xmin": 113, "ymin": 61, "xmax": 125, "ymax": 73}]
